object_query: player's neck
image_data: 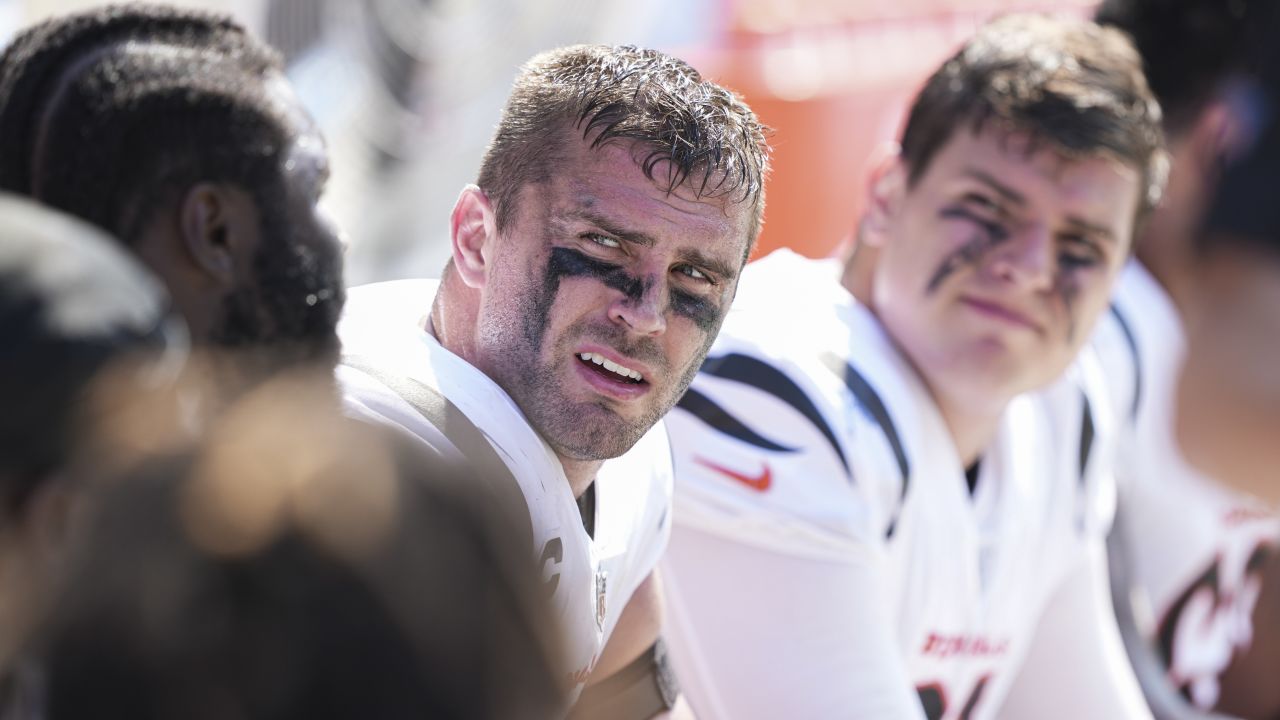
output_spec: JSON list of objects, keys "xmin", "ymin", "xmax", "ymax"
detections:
[
  {"xmin": 840, "ymin": 236, "xmax": 876, "ymax": 301},
  {"xmin": 559, "ymin": 457, "xmax": 602, "ymax": 499},
  {"xmin": 1135, "ymin": 228, "xmax": 1197, "ymax": 315},
  {"xmin": 431, "ymin": 279, "xmax": 601, "ymax": 498},
  {"xmin": 934, "ymin": 392, "xmax": 1003, "ymax": 468},
  {"xmin": 430, "ymin": 269, "xmax": 481, "ymax": 364}
]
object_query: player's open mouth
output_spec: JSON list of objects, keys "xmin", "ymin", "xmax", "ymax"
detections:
[{"xmin": 577, "ymin": 352, "xmax": 646, "ymax": 384}]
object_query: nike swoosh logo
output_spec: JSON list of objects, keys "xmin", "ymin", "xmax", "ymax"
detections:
[{"xmin": 694, "ymin": 457, "xmax": 772, "ymax": 492}]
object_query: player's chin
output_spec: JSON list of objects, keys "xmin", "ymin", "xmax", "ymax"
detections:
[
  {"xmin": 970, "ymin": 336, "xmax": 1066, "ymax": 385},
  {"xmin": 549, "ymin": 406, "xmax": 654, "ymax": 461}
]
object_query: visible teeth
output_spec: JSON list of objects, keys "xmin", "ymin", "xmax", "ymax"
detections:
[{"xmin": 577, "ymin": 352, "xmax": 644, "ymax": 382}]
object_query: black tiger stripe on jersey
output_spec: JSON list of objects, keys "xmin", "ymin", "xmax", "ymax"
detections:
[
  {"xmin": 820, "ymin": 353, "xmax": 910, "ymax": 538},
  {"xmin": 675, "ymin": 387, "xmax": 798, "ymax": 453},
  {"xmin": 819, "ymin": 353, "xmax": 910, "ymax": 481},
  {"xmin": 1073, "ymin": 391, "xmax": 1098, "ymax": 532},
  {"xmin": 1079, "ymin": 392, "xmax": 1095, "ymax": 483},
  {"xmin": 698, "ymin": 353, "xmax": 850, "ymax": 474},
  {"xmin": 1108, "ymin": 303, "xmax": 1143, "ymax": 421}
]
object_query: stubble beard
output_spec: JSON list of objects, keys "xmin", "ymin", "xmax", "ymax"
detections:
[
  {"xmin": 482, "ymin": 314, "xmax": 660, "ymax": 463},
  {"xmin": 498, "ymin": 314, "xmax": 718, "ymax": 463},
  {"xmin": 479, "ymin": 243, "xmax": 726, "ymax": 462},
  {"xmin": 479, "ymin": 276, "xmax": 676, "ymax": 463},
  {"xmin": 211, "ymin": 209, "xmax": 345, "ymax": 371}
]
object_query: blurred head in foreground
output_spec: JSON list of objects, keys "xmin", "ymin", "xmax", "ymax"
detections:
[
  {"xmin": 1177, "ymin": 41, "xmax": 1280, "ymax": 504},
  {"xmin": 1096, "ymin": 0, "xmax": 1280, "ymax": 297},
  {"xmin": 40, "ymin": 376, "xmax": 565, "ymax": 720},
  {"xmin": 0, "ymin": 192, "xmax": 183, "ymax": 671}
]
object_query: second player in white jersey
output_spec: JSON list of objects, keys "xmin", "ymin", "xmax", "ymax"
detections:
[
  {"xmin": 654, "ymin": 15, "xmax": 1167, "ymax": 717},
  {"xmin": 1092, "ymin": 261, "xmax": 1278, "ymax": 710},
  {"xmin": 662, "ymin": 250, "xmax": 1145, "ymax": 720},
  {"xmin": 337, "ymin": 279, "xmax": 673, "ymax": 700}
]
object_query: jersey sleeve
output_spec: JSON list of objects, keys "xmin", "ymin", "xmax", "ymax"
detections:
[
  {"xmin": 662, "ymin": 522, "xmax": 927, "ymax": 720},
  {"xmin": 666, "ymin": 342, "xmax": 907, "ymax": 561},
  {"xmin": 663, "ymin": 341, "xmax": 925, "ymax": 718},
  {"xmin": 995, "ymin": 539, "xmax": 1154, "ymax": 720}
]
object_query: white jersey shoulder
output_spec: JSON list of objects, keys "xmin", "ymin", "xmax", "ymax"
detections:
[
  {"xmin": 336, "ymin": 279, "xmax": 673, "ymax": 696},
  {"xmin": 665, "ymin": 250, "xmax": 1117, "ymax": 719},
  {"xmin": 1091, "ymin": 260, "xmax": 1279, "ymax": 710},
  {"xmin": 667, "ymin": 250, "xmax": 922, "ymax": 558}
]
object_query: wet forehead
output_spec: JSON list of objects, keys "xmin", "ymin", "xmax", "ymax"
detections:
[{"xmin": 551, "ymin": 139, "xmax": 754, "ymax": 258}]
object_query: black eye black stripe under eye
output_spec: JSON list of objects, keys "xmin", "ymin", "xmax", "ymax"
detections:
[
  {"xmin": 548, "ymin": 247, "xmax": 647, "ymax": 300},
  {"xmin": 546, "ymin": 246, "xmax": 724, "ymax": 332}
]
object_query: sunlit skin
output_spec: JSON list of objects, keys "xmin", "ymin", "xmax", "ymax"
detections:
[
  {"xmin": 438, "ymin": 130, "xmax": 755, "ymax": 496},
  {"xmin": 858, "ymin": 126, "xmax": 1143, "ymax": 464},
  {"xmin": 1177, "ymin": 243, "xmax": 1280, "ymax": 505}
]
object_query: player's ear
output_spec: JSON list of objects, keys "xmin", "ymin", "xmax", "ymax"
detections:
[
  {"xmin": 451, "ymin": 185, "xmax": 498, "ymax": 290},
  {"xmin": 1188, "ymin": 98, "xmax": 1249, "ymax": 176},
  {"xmin": 862, "ymin": 144, "xmax": 907, "ymax": 249},
  {"xmin": 179, "ymin": 183, "xmax": 252, "ymax": 287}
]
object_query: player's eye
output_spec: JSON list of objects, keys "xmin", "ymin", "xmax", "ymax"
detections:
[
  {"xmin": 964, "ymin": 192, "xmax": 1000, "ymax": 213},
  {"xmin": 940, "ymin": 198, "xmax": 1009, "ymax": 242},
  {"xmin": 1058, "ymin": 235, "xmax": 1103, "ymax": 269},
  {"xmin": 674, "ymin": 264, "xmax": 714, "ymax": 285},
  {"xmin": 584, "ymin": 233, "xmax": 622, "ymax": 250}
]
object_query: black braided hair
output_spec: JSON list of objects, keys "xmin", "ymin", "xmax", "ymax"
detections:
[{"xmin": 0, "ymin": 3, "xmax": 291, "ymax": 243}]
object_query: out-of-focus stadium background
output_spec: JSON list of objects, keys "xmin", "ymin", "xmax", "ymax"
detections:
[{"xmin": 1, "ymin": 0, "xmax": 1093, "ymax": 284}]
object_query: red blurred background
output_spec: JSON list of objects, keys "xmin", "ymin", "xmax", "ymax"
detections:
[{"xmin": 685, "ymin": 0, "xmax": 1095, "ymax": 261}]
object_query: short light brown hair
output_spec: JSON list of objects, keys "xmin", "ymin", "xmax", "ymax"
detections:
[
  {"xmin": 900, "ymin": 14, "xmax": 1167, "ymax": 218},
  {"xmin": 477, "ymin": 44, "xmax": 771, "ymax": 242}
]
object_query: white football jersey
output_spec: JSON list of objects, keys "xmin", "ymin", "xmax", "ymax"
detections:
[
  {"xmin": 1091, "ymin": 260, "xmax": 1279, "ymax": 710},
  {"xmin": 662, "ymin": 250, "xmax": 1132, "ymax": 720},
  {"xmin": 335, "ymin": 280, "xmax": 673, "ymax": 700}
]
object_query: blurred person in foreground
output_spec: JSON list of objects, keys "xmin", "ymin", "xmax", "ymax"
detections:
[
  {"xmin": 0, "ymin": 3, "xmax": 345, "ymax": 386},
  {"xmin": 1174, "ymin": 19, "xmax": 1280, "ymax": 716},
  {"xmin": 337, "ymin": 44, "xmax": 770, "ymax": 717},
  {"xmin": 38, "ymin": 372, "xmax": 564, "ymax": 720},
  {"xmin": 1178, "ymin": 20, "xmax": 1280, "ymax": 513},
  {"xmin": 1004, "ymin": 2, "xmax": 1280, "ymax": 718},
  {"xmin": 660, "ymin": 15, "xmax": 1163, "ymax": 719},
  {"xmin": 0, "ymin": 193, "xmax": 186, "ymax": 716}
]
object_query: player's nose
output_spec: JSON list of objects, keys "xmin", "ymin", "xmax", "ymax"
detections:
[
  {"xmin": 989, "ymin": 224, "xmax": 1053, "ymax": 291},
  {"xmin": 609, "ymin": 280, "xmax": 667, "ymax": 336}
]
